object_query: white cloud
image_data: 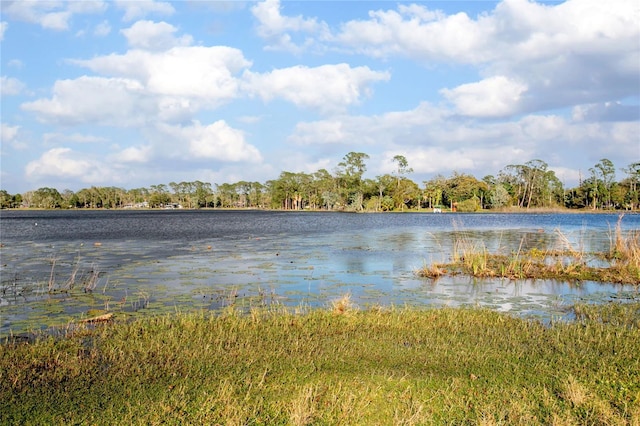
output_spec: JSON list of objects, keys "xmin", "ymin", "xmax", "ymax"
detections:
[
  {"xmin": 74, "ymin": 46, "xmax": 251, "ymax": 102},
  {"xmin": 264, "ymin": 0, "xmax": 639, "ymax": 116},
  {"xmin": 121, "ymin": 20, "xmax": 193, "ymax": 51},
  {"xmin": 8, "ymin": 59, "xmax": 23, "ymax": 69},
  {"xmin": 572, "ymin": 102, "xmax": 640, "ymax": 123},
  {"xmin": 115, "ymin": 0, "xmax": 175, "ymax": 22},
  {"xmin": 251, "ymin": 0, "xmax": 330, "ymax": 52},
  {"xmin": 0, "ymin": 122, "xmax": 27, "ymax": 151},
  {"xmin": 94, "ymin": 20, "xmax": 111, "ymax": 37},
  {"xmin": 25, "ymin": 46, "xmax": 254, "ymax": 127},
  {"xmin": 0, "ymin": 21, "xmax": 7, "ymax": 40},
  {"xmin": 334, "ymin": 6, "xmax": 490, "ymax": 62},
  {"xmin": 1, "ymin": 0, "xmax": 106, "ymax": 31},
  {"xmin": 289, "ymin": 102, "xmax": 445, "ymax": 146},
  {"xmin": 0, "ymin": 76, "xmax": 26, "ymax": 96},
  {"xmin": 115, "ymin": 145, "xmax": 152, "ymax": 163},
  {"xmin": 39, "ymin": 10, "xmax": 72, "ymax": 30},
  {"xmin": 1, "ymin": 123, "xmax": 19, "ymax": 143},
  {"xmin": 157, "ymin": 120, "xmax": 263, "ymax": 163},
  {"xmin": 25, "ymin": 147, "xmax": 96, "ymax": 180},
  {"xmin": 243, "ymin": 64, "xmax": 390, "ymax": 114},
  {"xmin": 21, "ymin": 76, "xmax": 154, "ymax": 126},
  {"xmin": 43, "ymin": 132, "xmax": 108, "ymax": 145},
  {"xmin": 288, "ymin": 101, "xmax": 639, "ymax": 183},
  {"xmin": 441, "ymin": 76, "xmax": 528, "ymax": 117}
]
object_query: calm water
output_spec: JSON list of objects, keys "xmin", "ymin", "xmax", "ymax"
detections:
[{"xmin": 1, "ymin": 210, "xmax": 639, "ymax": 336}]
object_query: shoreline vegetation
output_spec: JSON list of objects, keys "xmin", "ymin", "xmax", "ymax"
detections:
[
  {"xmin": 417, "ymin": 215, "xmax": 640, "ymax": 285},
  {"xmin": 2, "ymin": 302, "xmax": 639, "ymax": 424},
  {"xmin": 2, "ymin": 155, "xmax": 639, "ymax": 212}
]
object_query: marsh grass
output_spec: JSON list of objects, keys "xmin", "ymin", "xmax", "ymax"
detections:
[
  {"xmin": 418, "ymin": 218, "xmax": 640, "ymax": 284},
  {"xmin": 2, "ymin": 303, "xmax": 639, "ymax": 425}
]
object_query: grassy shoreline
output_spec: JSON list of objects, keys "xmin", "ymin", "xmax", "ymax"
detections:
[{"xmin": 2, "ymin": 302, "xmax": 639, "ymax": 425}]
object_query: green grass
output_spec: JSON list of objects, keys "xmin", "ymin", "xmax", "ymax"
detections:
[{"xmin": 2, "ymin": 302, "xmax": 640, "ymax": 425}]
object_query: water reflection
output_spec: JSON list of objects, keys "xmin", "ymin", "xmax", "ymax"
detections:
[{"xmin": 1, "ymin": 211, "xmax": 639, "ymax": 336}]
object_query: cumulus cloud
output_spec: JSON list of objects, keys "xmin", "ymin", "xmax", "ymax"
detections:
[
  {"xmin": 1, "ymin": 123, "xmax": 19, "ymax": 144},
  {"xmin": 25, "ymin": 147, "xmax": 97, "ymax": 180},
  {"xmin": 251, "ymin": 0, "xmax": 330, "ymax": 52},
  {"xmin": 288, "ymin": 101, "xmax": 639, "ymax": 179},
  {"xmin": 0, "ymin": 123, "xmax": 27, "ymax": 151},
  {"xmin": 115, "ymin": 145, "xmax": 152, "ymax": 163},
  {"xmin": 243, "ymin": 64, "xmax": 390, "ymax": 114},
  {"xmin": 289, "ymin": 102, "xmax": 445, "ymax": 146},
  {"xmin": 52, "ymin": 46, "xmax": 392, "ymax": 123},
  {"xmin": 333, "ymin": 6, "xmax": 490, "ymax": 62},
  {"xmin": 157, "ymin": 120, "xmax": 263, "ymax": 163},
  {"xmin": 21, "ymin": 76, "xmax": 154, "ymax": 126},
  {"xmin": 94, "ymin": 20, "xmax": 111, "ymax": 37},
  {"xmin": 73, "ymin": 46, "xmax": 251, "ymax": 102},
  {"xmin": 0, "ymin": 76, "xmax": 25, "ymax": 96},
  {"xmin": 441, "ymin": 76, "xmax": 528, "ymax": 117},
  {"xmin": 263, "ymin": 0, "xmax": 639, "ymax": 117},
  {"xmin": 24, "ymin": 45, "xmax": 254, "ymax": 127},
  {"xmin": 121, "ymin": 20, "xmax": 193, "ymax": 51},
  {"xmin": 1, "ymin": 0, "xmax": 106, "ymax": 31},
  {"xmin": 115, "ymin": 0, "xmax": 175, "ymax": 22}
]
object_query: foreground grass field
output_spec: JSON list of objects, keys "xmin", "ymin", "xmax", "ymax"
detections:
[{"xmin": 2, "ymin": 302, "xmax": 640, "ymax": 425}]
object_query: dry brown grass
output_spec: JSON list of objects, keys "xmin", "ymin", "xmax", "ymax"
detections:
[
  {"xmin": 331, "ymin": 293, "xmax": 356, "ymax": 314},
  {"xmin": 417, "ymin": 218, "xmax": 640, "ymax": 284}
]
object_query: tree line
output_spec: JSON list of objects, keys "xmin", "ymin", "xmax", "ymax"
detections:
[{"xmin": 1, "ymin": 153, "xmax": 639, "ymax": 212}]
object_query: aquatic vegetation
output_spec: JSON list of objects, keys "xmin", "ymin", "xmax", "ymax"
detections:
[{"xmin": 418, "ymin": 218, "xmax": 640, "ymax": 285}]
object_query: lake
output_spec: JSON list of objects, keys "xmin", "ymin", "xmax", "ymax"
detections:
[{"xmin": 1, "ymin": 209, "xmax": 639, "ymax": 336}]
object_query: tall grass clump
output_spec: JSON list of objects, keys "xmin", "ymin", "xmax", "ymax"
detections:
[
  {"xmin": 452, "ymin": 233, "xmax": 490, "ymax": 276},
  {"xmin": 2, "ymin": 303, "xmax": 639, "ymax": 424},
  {"xmin": 607, "ymin": 215, "xmax": 640, "ymax": 282}
]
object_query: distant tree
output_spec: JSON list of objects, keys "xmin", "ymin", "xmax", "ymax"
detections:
[
  {"xmin": 374, "ymin": 174, "xmax": 394, "ymax": 211},
  {"xmin": 423, "ymin": 175, "xmax": 446, "ymax": 209},
  {"xmin": 621, "ymin": 162, "xmax": 640, "ymax": 210},
  {"xmin": 487, "ymin": 184, "xmax": 511, "ymax": 209},
  {"xmin": 31, "ymin": 187, "xmax": 63, "ymax": 209},
  {"xmin": 442, "ymin": 172, "xmax": 487, "ymax": 209},
  {"xmin": 392, "ymin": 155, "xmax": 413, "ymax": 186},
  {"xmin": 500, "ymin": 160, "xmax": 562, "ymax": 208},
  {"xmin": 0, "ymin": 190, "xmax": 12, "ymax": 209},
  {"xmin": 392, "ymin": 178, "xmax": 420, "ymax": 211},
  {"xmin": 594, "ymin": 158, "xmax": 616, "ymax": 209},
  {"xmin": 12, "ymin": 193, "xmax": 23, "ymax": 208},
  {"xmin": 335, "ymin": 152, "xmax": 369, "ymax": 211}
]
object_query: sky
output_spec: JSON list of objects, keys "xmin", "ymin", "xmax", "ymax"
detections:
[{"xmin": 0, "ymin": 0, "xmax": 639, "ymax": 194}]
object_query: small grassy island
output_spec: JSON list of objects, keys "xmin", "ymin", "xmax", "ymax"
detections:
[{"xmin": 417, "ymin": 222, "xmax": 640, "ymax": 285}]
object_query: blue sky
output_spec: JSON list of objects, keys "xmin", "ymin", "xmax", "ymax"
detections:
[{"xmin": 1, "ymin": 0, "xmax": 638, "ymax": 193}]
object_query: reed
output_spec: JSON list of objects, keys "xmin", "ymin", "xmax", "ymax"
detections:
[
  {"xmin": 418, "ymin": 223, "xmax": 640, "ymax": 285},
  {"xmin": 47, "ymin": 256, "xmax": 57, "ymax": 293},
  {"xmin": 63, "ymin": 254, "xmax": 81, "ymax": 291},
  {"xmin": 82, "ymin": 264, "xmax": 100, "ymax": 293},
  {"xmin": 608, "ymin": 215, "xmax": 640, "ymax": 266}
]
